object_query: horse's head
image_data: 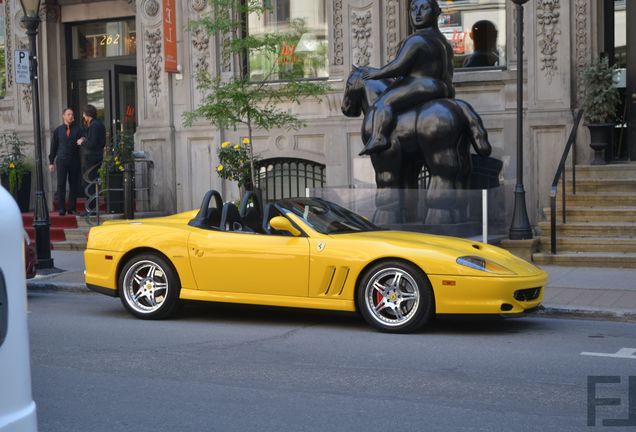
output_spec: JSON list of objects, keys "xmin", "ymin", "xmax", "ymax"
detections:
[{"xmin": 341, "ymin": 65, "xmax": 365, "ymax": 117}]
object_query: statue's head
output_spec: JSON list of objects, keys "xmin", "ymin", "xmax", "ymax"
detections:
[{"xmin": 410, "ymin": 0, "xmax": 441, "ymax": 29}]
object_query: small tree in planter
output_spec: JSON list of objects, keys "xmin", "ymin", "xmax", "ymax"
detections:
[
  {"xmin": 98, "ymin": 129, "xmax": 134, "ymax": 213},
  {"xmin": 183, "ymin": 0, "xmax": 330, "ymax": 194},
  {"xmin": 582, "ymin": 57, "xmax": 620, "ymax": 165},
  {"xmin": 0, "ymin": 133, "xmax": 32, "ymax": 211}
]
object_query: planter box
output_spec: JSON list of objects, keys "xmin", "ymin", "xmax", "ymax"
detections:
[{"xmin": 1, "ymin": 171, "xmax": 31, "ymax": 212}]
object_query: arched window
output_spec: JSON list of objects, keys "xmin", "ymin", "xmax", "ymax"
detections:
[{"xmin": 256, "ymin": 158, "xmax": 326, "ymax": 201}]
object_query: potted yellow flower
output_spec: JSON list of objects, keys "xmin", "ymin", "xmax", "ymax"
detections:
[
  {"xmin": 0, "ymin": 133, "xmax": 32, "ymax": 212},
  {"xmin": 98, "ymin": 129, "xmax": 134, "ymax": 213},
  {"xmin": 216, "ymin": 138, "xmax": 259, "ymax": 193}
]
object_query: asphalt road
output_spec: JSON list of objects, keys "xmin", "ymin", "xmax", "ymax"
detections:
[{"xmin": 28, "ymin": 291, "xmax": 636, "ymax": 432}]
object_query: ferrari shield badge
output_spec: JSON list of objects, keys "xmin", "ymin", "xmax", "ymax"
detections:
[{"xmin": 317, "ymin": 241, "xmax": 326, "ymax": 252}]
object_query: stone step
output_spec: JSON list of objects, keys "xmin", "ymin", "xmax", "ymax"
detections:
[
  {"xmin": 75, "ymin": 211, "xmax": 166, "ymax": 228},
  {"xmin": 565, "ymin": 163, "xmax": 636, "ymax": 180},
  {"xmin": 63, "ymin": 228, "xmax": 89, "ymax": 242},
  {"xmin": 533, "ymin": 252, "xmax": 636, "ymax": 268},
  {"xmin": 538, "ymin": 221, "xmax": 636, "ymax": 237},
  {"xmin": 543, "ymin": 207, "xmax": 636, "ymax": 223},
  {"xmin": 556, "ymin": 192, "xmax": 636, "ymax": 207},
  {"xmin": 538, "ymin": 236, "xmax": 636, "ymax": 253},
  {"xmin": 562, "ymin": 179, "xmax": 636, "ymax": 193},
  {"xmin": 51, "ymin": 240, "xmax": 87, "ymax": 251}
]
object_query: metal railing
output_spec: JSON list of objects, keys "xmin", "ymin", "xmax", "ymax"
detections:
[
  {"xmin": 549, "ymin": 110, "xmax": 584, "ymax": 254},
  {"xmin": 82, "ymin": 153, "xmax": 154, "ymax": 226}
]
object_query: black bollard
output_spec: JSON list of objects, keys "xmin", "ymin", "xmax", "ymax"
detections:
[{"xmin": 123, "ymin": 161, "xmax": 134, "ymax": 220}]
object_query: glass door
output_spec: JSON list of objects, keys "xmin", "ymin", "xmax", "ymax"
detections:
[
  {"xmin": 605, "ymin": 0, "xmax": 635, "ymax": 160},
  {"xmin": 70, "ymin": 71, "xmax": 111, "ymax": 140},
  {"xmin": 114, "ymin": 65, "xmax": 137, "ymax": 135}
]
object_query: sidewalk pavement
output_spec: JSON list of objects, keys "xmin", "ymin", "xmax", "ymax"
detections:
[{"xmin": 28, "ymin": 251, "xmax": 636, "ymax": 323}]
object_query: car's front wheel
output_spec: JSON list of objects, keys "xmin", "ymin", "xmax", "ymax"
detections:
[
  {"xmin": 118, "ymin": 253, "xmax": 181, "ymax": 319},
  {"xmin": 357, "ymin": 261, "xmax": 434, "ymax": 333}
]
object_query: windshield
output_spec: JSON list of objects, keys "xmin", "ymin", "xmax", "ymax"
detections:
[{"xmin": 276, "ymin": 198, "xmax": 383, "ymax": 234}]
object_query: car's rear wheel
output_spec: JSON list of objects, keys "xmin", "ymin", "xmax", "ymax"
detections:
[
  {"xmin": 357, "ymin": 260, "xmax": 434, "ymax": 333},
  {"xmin": 118, "ymin": 254, "xmax": 180, "ymax": 319}
]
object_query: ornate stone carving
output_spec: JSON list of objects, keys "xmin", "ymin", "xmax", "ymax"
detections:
[
  {"xmin": 191, "ymin": 27, "xmax": 210, "ymax": 73},
  {"xmin": 537, "ymin": 0, "xmax": 561, "ymax": 83},
  {"xmin": 191, "ymin": 0, "xmax": 207, "ymax": 13},
  {"xmin": 333, "ymin": 0, "xmax": 343, "ymax": 66},
  {"xmin": 144, "ymin": 29, "xmax": 163, "ymax": 106},
  {"xmin": 574, "ymin": 0, "xmax": 589, "ymax": 106},
  {"xmin": 385, "ymin": 0, "xmax": 399, "ymax": 60},
  {"xmin": 144, "ymin": 0, "xmax": 160, "ymax": 17},
  {"xmin": 127, "ymin": 0, "xmax": 137, "ymax": 11},
  {"xmin": 351, "ymin": 11, "xmax": 372, "ymax": 67},
  {"xmin": 5, "ymin": 0, "xmax": 13, "ymax": 88},
  {"xmin": 39, "ymin": 3, "xmax": 60, "ymax": 22}
]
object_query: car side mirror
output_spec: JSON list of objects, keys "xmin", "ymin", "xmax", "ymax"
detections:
[{"xmin": 269, "ymin": 216, "xmax": 302, "ymax": 237}]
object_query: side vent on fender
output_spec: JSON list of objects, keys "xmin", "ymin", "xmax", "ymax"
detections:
[
  {"xmin": 0, "ymin": 270, "xmax": 7, "ymax": 348},
  {"xmin": 320, "ymin": 266, "xmax": 350, "ymax": 297}
]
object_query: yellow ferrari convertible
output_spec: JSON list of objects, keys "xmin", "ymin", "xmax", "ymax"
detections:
[{"xmin": 85, "ymin": 190, "xmax": 547, "ymax": 333}]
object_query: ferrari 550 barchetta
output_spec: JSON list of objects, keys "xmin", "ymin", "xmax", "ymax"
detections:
[{"xmin": 85, "ymin": 190, "xmax": 547, "ymax": 333}]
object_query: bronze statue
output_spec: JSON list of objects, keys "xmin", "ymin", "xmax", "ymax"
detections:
[
  {"xmin": 341, "ymin": 0, "xmax": 494, "ymax": 225},
  {"xmin": 360, "ymin": 0, "xmax": 455, "ymax": 155}
]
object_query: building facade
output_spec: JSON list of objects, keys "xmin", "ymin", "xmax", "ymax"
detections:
[{"xmin": 0, "ymin": 0, "xmax": 634, "ymax": 229}]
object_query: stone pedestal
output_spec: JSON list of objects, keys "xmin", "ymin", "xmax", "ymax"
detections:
[{"xmin": 499, "ymin": 238, "xmax": 540, "ymax": 262}]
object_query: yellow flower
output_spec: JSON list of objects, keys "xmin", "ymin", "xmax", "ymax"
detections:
[
  {"xmin": 233, "ymin": 144, "xmax": 241, "ymax": 150},
  {"xmin": 217, "ymin": 164, "xmax": 224, "ymax": 172},
  {"xmin": 221, "ymin": 141, "xmax": 231, "ymax": 149},
  {"xmin": 8, "ymin": 162, "xmax": 15, "ymax": 169},
  {"xmin": 118, "ymin": 165, "xmax": 124, "ymax": 172},
  {"xmin": 242, "ymin": 137, "xmax": 250, "ymax": 145}
]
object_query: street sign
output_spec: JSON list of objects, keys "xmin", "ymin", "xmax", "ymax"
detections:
[{"xmin": 14, "ymin": 49, "xmax": 31, "ymax": 85}]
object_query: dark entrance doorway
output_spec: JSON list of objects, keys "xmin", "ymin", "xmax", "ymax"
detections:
[
  {"xmin": 604, "ymin": 0, "xmax": 635, "ymax": 160},
  {"xmin": 67, "ymin": 18, "xmax": 138, "ymax": 141}
]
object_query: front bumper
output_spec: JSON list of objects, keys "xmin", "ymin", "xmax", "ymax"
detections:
[{"xmin": 428, "ymin": 272, "xmax": 547, "ymax": 315}]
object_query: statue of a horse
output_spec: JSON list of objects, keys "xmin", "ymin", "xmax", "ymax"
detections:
[{"xmin": 342, "ymin": 65, "xmax": 493, "ymax": 224}]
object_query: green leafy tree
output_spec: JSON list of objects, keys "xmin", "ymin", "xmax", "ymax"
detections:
[{"xmin": 183, "ymin": 0, "xmax": 330, "ymax": 189}]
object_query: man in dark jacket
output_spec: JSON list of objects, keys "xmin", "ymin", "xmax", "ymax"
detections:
[
  {"xmin": 78, "ymin": 104, "xmax": 106, "ymax": 213},
  {"xmin": 48, "ymin": 108, "xmax": 82, "ymax": 216}
]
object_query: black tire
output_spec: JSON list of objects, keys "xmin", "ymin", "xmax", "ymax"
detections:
[
  {"xmin": 357, "ymin": 260, "xmax": 434, "ymax": 333},
  {"xmin": 118, "ymin": 253, "xmax": 181, "ymax": 320}
]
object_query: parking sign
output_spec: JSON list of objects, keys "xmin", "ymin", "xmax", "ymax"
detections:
[{"xmin": 14, "ymin": 50, "xmax": 31, "ymax": 85}]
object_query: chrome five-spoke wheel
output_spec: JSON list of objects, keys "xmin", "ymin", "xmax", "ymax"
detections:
[
  {"xmin": 357, "ymin": 261, "xmax": 433, "ymax": 333},
  {"xmin": 118, "ymin": 254, "xmax": 180, "ymax": 319}
]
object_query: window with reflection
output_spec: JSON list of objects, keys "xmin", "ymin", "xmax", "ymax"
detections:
[
  {"xmin": 437, "ymin": 0, "xmax": 506, "ymax": 69},
  {"xmin": 0, "ymin": 6, "xmax": 6, "ymax": 98},
  {"xmin": 614, "ymin": 0, "xmax": 626, "ymax": 68},
  {"xmin": 71, "ymin": 19, "xmax": 136, "ymax": 60},
  {"xmin": 248, "ymin": 0, "xmax": 328, "ymax": 81}
]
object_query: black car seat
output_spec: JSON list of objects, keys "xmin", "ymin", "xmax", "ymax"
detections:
[
  {"xmin": 239, "ymin": 191, "xmax": 263, "ymax": 233},
  {"xmin": 188, "ymin": 190, "xmax": 223, "ymax": 229},
  {"xmin": 219, "ymin": 202, "xmax": 244, "ymax": 231}
]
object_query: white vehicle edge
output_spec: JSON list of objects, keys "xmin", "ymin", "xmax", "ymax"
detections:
[{"xmin": 0, "ymin": 186, "xmax": 37, "ymax": 432}]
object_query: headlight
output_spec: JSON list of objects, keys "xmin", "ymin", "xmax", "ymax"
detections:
[{"xmin": 456, "ymin": 256, "xmax": 515, "ymax": 275}]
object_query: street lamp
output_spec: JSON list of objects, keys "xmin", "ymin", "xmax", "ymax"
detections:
[
  {"xmin": 20, "ymin": 0, "xmax": 53, "ymax": 269},
  {"xmin": 509, "ymin": 0, "xmax": 533, "ymax": 240}
]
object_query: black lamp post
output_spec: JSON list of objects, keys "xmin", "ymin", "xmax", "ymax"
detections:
[
  {"xmin": 509, "ymin": 0, "xmax": 533, "ymax": 240},
  {"xmin": 20, "ymin": 0, "xmax": 53, "ymax": 269}
]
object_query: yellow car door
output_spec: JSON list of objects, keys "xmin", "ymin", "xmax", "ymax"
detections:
[{"xmin": 188, "ymin": 230, "xmax": 310, "ymax": 297}]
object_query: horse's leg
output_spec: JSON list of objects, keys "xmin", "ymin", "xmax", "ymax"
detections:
[
  {"xmin": 371, "ymin": 146, "xmax": 404, "ymax": 224},
  {"xmin": 403, "ymin": 154, "xmax": 424, "ymax": 223}
]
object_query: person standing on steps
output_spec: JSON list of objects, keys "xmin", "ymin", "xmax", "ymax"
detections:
[
  {"xmin": 48, "ymin": 108, "xmax": 83, "ymax": 216},
  {"xmin": 77, "ymin": 104, "xmax": 106, "ymax": 215}
]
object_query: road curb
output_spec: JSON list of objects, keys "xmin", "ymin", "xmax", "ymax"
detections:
[
  {"xmin": 537, "ymin": 305, "xmax": 636, "ymax": 323},
  {"xmin": 27, "ymin": 281, "xmax": 90, "ymax": 294}
]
